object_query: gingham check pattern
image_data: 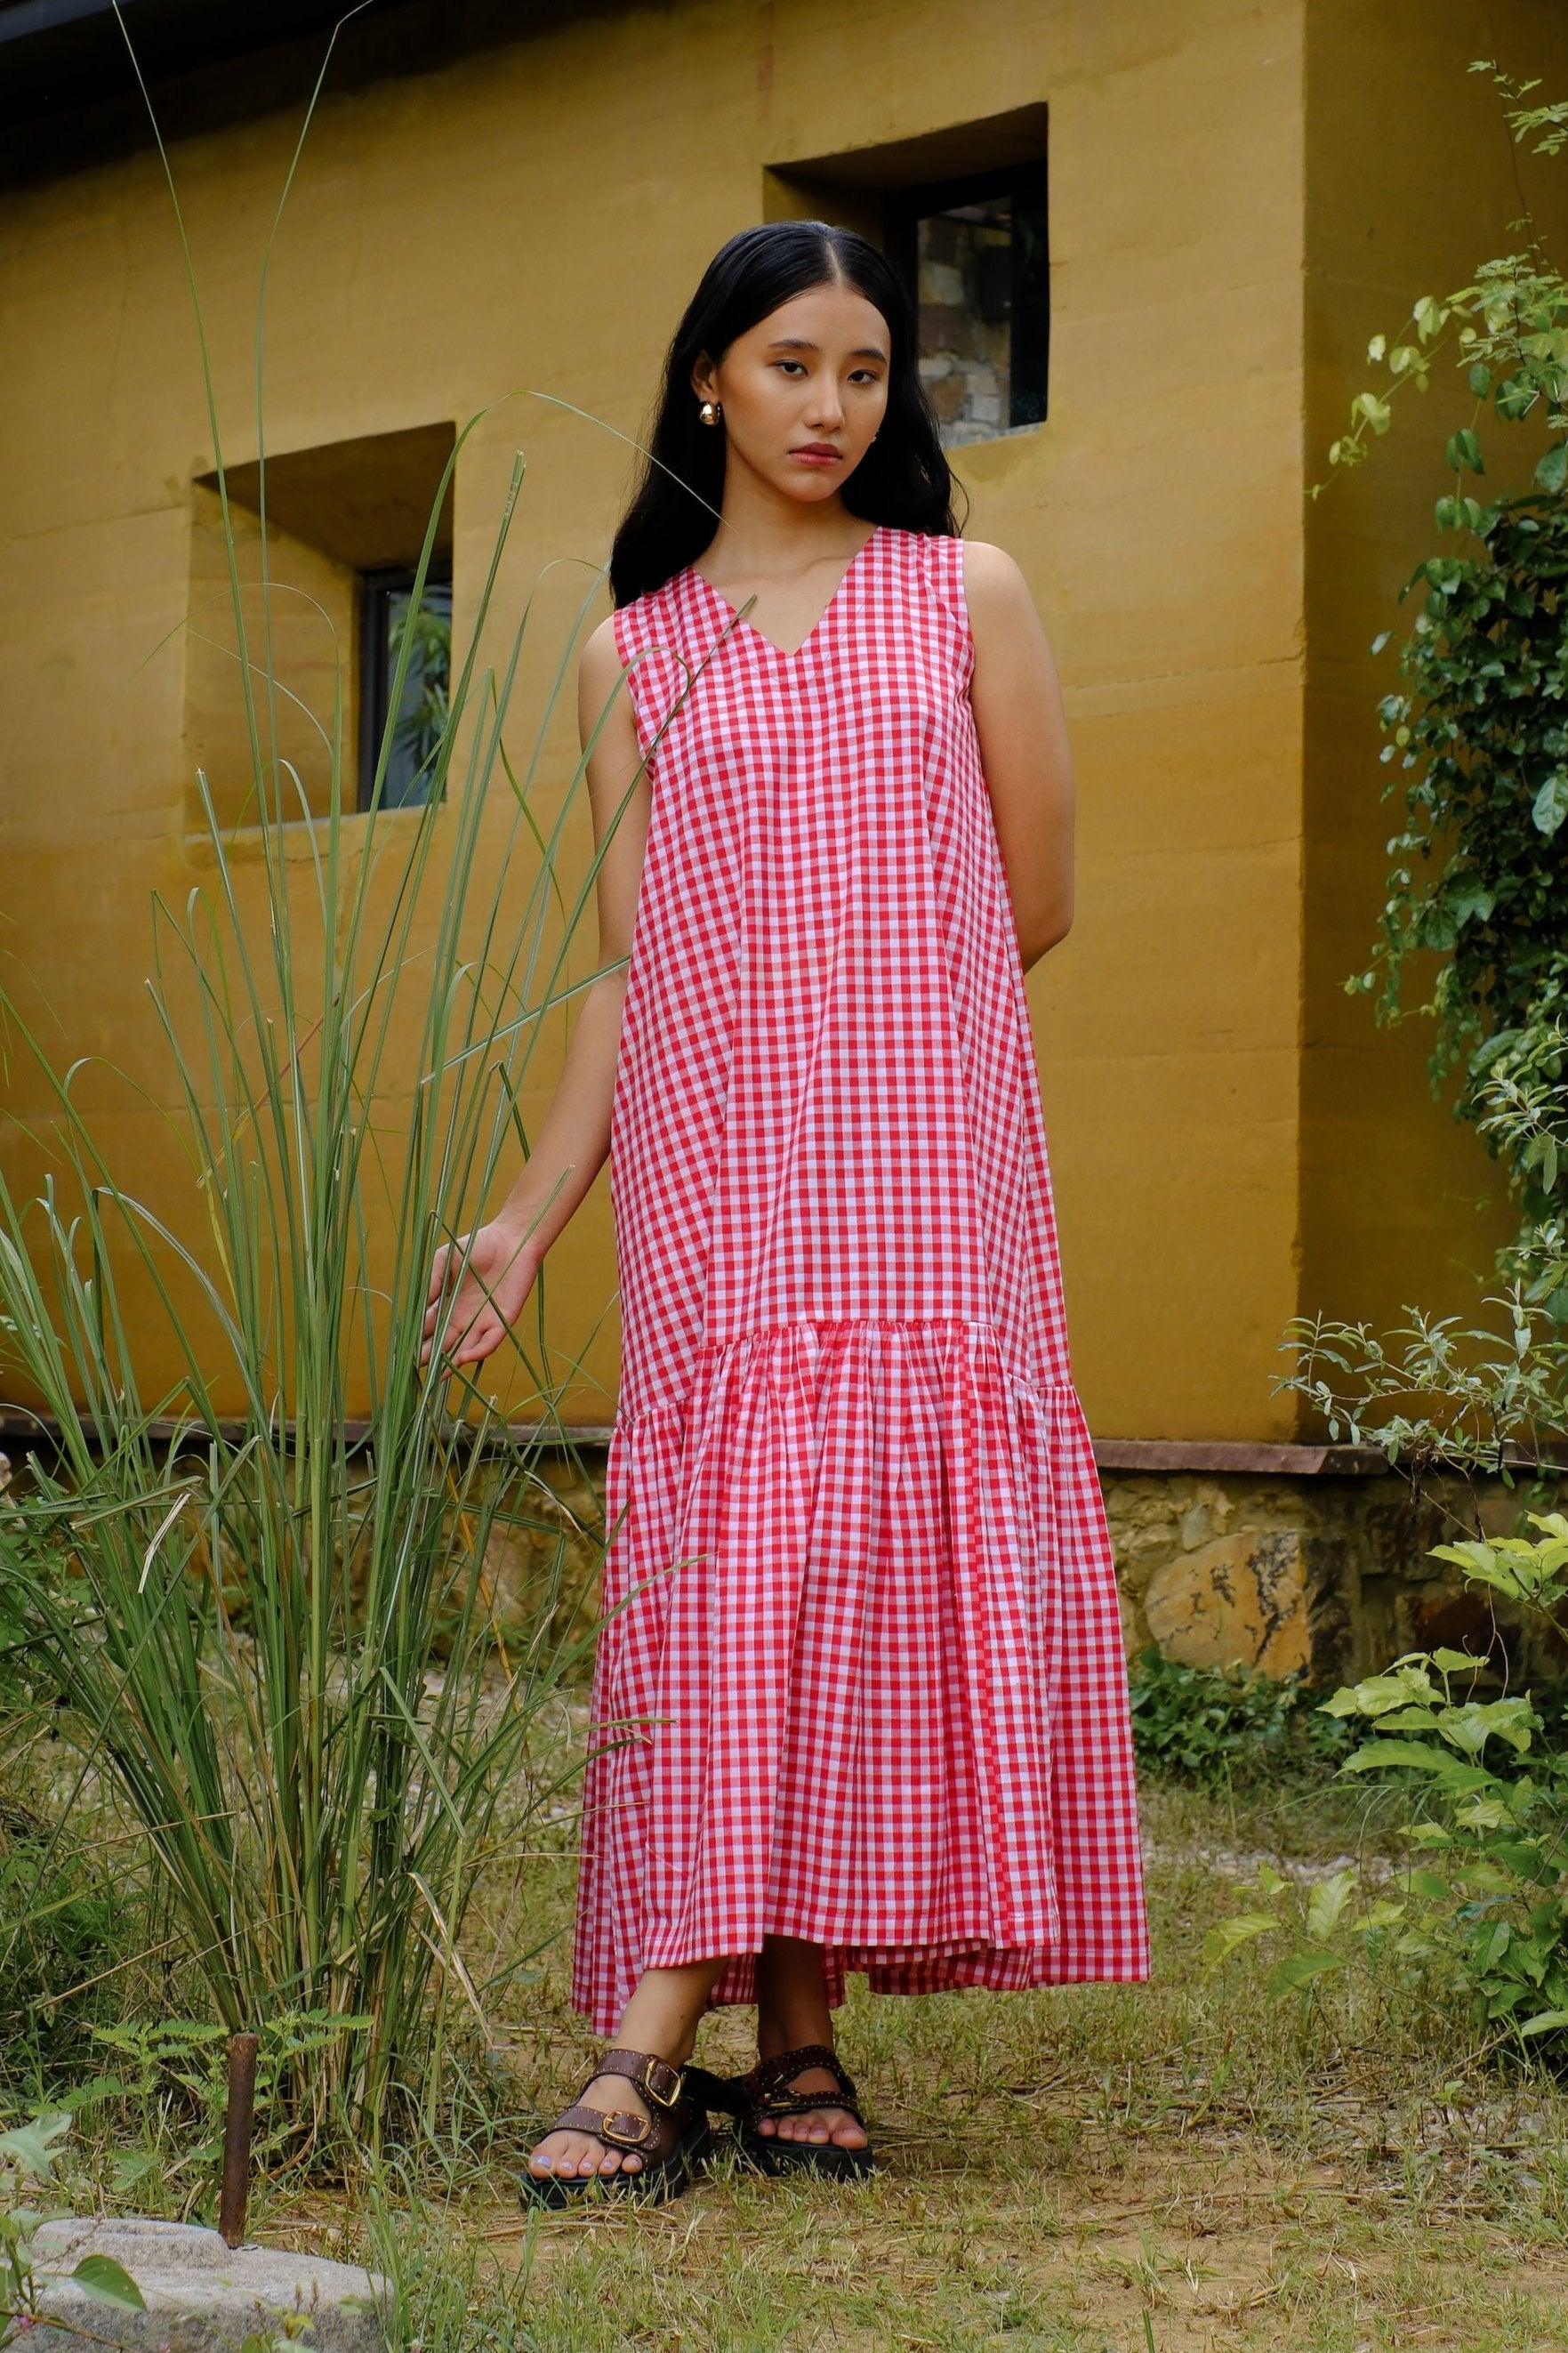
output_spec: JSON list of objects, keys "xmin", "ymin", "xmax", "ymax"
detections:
[{"xmin": 572, "ymin": 527, "xmax": 1149, "ymax": 2031}]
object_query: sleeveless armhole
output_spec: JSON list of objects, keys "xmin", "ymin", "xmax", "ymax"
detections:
[
  {"xmin": 611, "ymin": 593, "xmax": 698, "ymax": 776},
  {"xmin": 914, "ymin": 532, "xmax": 977, "ymax": 694}
]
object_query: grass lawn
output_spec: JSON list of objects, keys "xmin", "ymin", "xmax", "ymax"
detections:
[{"xmin": 213, "ymin": 1773, "xmax": 1568, "ymax": 2351}]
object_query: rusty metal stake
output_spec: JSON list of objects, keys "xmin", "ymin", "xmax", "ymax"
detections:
[{"xmin": 218, "ymin": 2032, "xmax": 259, "ymax": 2249}]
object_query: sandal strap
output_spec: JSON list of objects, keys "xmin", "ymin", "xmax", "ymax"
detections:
[
  {"xmin": 593, "ymin": 2046, "xmax": 688, "ymax": 2109},
  {"xmin": 752, "ymin": 2085, "xmax": 865, "ymax": 2122},
  {"xmin": 746, "ymin": 2043, "xmax": 862, "ymax": 2120},
  {"xmin": 554, "ymin": 2099, "xmax": 655, "ymax": 2150},
  {"xmin": 683, "ymin": 2061, "xmax": 751, "ymax": 2118},
  {"xmin": 539, "ymin": 2045, "xmax": 696, "ymax": 2165}
]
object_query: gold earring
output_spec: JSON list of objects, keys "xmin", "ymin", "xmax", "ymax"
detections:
[{"xmin": 698, "ymin": 399, "xmax": 721, "ymax": 426}]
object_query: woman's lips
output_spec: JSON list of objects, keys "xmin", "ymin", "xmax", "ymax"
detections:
[{"xmin": 790, "ymin": 447, "xmax": 843, "ymax": 468}]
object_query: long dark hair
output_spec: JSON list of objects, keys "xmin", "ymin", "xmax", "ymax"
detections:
[{"xmin": 609, "ymin": 221, "xmax": 964, "ymax": 608}]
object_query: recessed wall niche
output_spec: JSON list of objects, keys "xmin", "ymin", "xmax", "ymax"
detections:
[
  {"xmin": 764, "ymin": 107, "xmax": 1049, "ymax": 447},
  {"xmin": 182, "ymin": 422, "xmax": 454, "ymax": 833}
]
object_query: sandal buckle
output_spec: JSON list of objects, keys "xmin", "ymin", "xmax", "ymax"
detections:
[
  {"xmin": 643, "ymin": 2058, "xmax": 684, "ymax": 2109},
  {"xmin": 599, "ymin": 2108, "xmax": 653, "ymax": 2148}
]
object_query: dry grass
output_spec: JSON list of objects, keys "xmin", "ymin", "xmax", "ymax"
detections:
[{"xmin": 231, "ymin": 1772, "xmax": 1568, "ymax": 2350}]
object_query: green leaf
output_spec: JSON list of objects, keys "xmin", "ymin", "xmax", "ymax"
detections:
[
  {"xmin": 1432, "ymin": 1648, "xmax": 1492, "ymax": 1675},
  {"xmin": 1446, "ymin": 426, "xmax": 1484, "ymax": 473},
  {"xmin": 1267, "ymin": 1950, "xmax": 1346, "ymax": 1997},
  {"xmin": 0, "ymin": 2114, "xmax": 72, "ymax": 2178},
  {"xmin": 1201, "ymin": 1914, "xmax": 1278, "ymax": 1971},
  {"xmin": 1455, "ymin": 1798, "xmax": 1511, "ymax": 1829},
  {"xmin": 1518, "ymin": 2009, "xmax": 1568, "ymax": 2037},
  {"xmin": 1341, "ymin": 1738, "xmax": 1459, "ymax": 1775},
  {"xmin": 1437, "ymin": 1697, "xmax": 1537, "ymax": 1756},
  {"xmin": 70, "ymin": 2254, "xmax": 147, "ymax": 2312},
  {"xmin": 1534, "ymin": 439, "xmax": 1568, "ymax": 492},
  {"xmin": 1342, "ymin": 1669, "xmax": 1439, "ymax": 1717},
  {"xmin": 1306, "ymin": 1868, "xmax": 1356, "ymax": 1943},
  {"xmin": 1532, "ymin": 772, "xmax": 1568, "ymax": 837}
]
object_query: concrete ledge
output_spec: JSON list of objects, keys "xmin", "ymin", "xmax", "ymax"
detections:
[
  {"xmin": 2, "ymin": 1408, "xmax": 1555, "ymax": 1479},
  {"xmin": 29, "ymin": 2219, "xmax": 387, "ymax": 2352},
  {"xmin": 1091, "ymin": 1438, "xmax": 1392, "ymax": 1477}
]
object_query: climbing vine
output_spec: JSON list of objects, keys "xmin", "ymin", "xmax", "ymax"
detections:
[{"xmin": 1316, "ymin": 65, "xmax": 1568, "ymax": 1305}]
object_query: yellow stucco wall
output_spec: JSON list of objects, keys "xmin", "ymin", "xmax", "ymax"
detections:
[
  {"xmin": 0, "ymin": 0, "xmax": 1541, "ymax": 1440},
  {"xmin": 1300, "ymin": 0, "xmax": 1568, "ymax": 1346}
]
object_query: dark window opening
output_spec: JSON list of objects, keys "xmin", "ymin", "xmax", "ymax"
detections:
[
  {"xmin": 886, "ymin": 165, "xmax": 1048, "ymax": 443},
  {"xmin": 358, "ymin": 561, "xmax": 453, "ymax": 811}
]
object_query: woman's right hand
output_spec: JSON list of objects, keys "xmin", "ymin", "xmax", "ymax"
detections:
[{"xmin": 422, "ymin": 1220, "xmax": 541, "ymax": 1369}]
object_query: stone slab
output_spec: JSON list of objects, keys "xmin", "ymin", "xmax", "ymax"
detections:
[
  {"xmin": 1143, "ymin": 1528, "xmax": 1310, "ymax": 1675},
  {"xmin": 28, "ymin": 2218, "xmax": 387, "ymax": 2351}
]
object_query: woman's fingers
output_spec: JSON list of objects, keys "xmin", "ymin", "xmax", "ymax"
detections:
[
  {"xmin": 418, "ymin": 1229, "xmax": 530, "ymax": 1371},
  {"xmin": 454, "ymin": 1317, "xmax": 502, "ymax": 1366},
  {"xmin": 425, "ymin": 1241, "xmax": 454, "ymax": 1305}
]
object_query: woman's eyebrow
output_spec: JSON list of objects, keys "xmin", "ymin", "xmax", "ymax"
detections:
[{"xmin": 766, "ymin": 334, "xmax": 889, "ymax": 363}]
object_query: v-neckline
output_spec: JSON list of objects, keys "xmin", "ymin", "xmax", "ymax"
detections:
[{"xmin": 688, "ymin": 525, "xmax": 882, "ymax": 660}]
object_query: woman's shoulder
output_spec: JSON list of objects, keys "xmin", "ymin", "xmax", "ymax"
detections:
[
  {"xmin": 952, "ymin": 539, "xmax": 1037, "ymax": 641},
  {"xmin": 880, "ymin": 528, "xmax": 1025, "ymax": 602},
  {"xmin": 954, "ymin": 537, "xmax": 1027, "ymax": 594},
  {"xmin": 581, "ymin": 611, "xmax": 626, "ymax": 690}
]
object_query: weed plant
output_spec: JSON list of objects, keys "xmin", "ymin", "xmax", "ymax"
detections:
[
  {"xmin": 0, "ymin": 21, "xmax": 650, "ymax": 2166},
  {"xmin": 1127, "ymin": 1647, "xmax": 1354, "ymax": 1788}
]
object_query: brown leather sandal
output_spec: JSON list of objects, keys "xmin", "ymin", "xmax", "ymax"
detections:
[
  {"xmin": 732, "ymin": 2043, "xmax": 877, "ymax": 2180},
  {"xmin": 519, "ymin": 2046, "xmax": 734, "ymax": 2208}
]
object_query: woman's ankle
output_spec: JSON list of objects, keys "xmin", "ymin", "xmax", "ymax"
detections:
[
  {"xmin": 755, "ymin": 1935, "xmax": 835, "ymax": 2057},
  {"xmin": 757, "ymin": 2009, "xmax": 834, "ymax": 2057}
]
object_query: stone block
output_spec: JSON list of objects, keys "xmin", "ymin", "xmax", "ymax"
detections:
[
  {"xmin": 28, "ymin": 2219, "xmax": 387, "ymax": 2351},
  {"xmin": 1143, "ymin": 1529, "xmax": 1308, "ymax": 1675}
]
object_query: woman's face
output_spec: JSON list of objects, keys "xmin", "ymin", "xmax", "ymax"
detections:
[{"xmin": 692, "ymin": 280, "xmax": 891, "ymax": 505}]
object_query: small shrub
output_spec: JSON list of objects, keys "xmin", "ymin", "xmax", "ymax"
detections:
[
  {"xmin": 0, "ymin": 1801, "xmax": 123, "ymax": 2081},
  {"xmin": 1209, "ymin": 1516, "xmax": 1568, "ymax": 2054},
  {"xmin": 1127, "ymin": 1647, "xmax": 1352, "ymax": 1786}
]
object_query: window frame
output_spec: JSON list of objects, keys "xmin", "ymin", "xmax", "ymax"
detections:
[
  {"xmin": 884, "ymin": 157, "xmax": 1049, "ymax": 435},
  {"xmin": 358, "ymin": 556, "xmax": 454, "ymax": 814}
]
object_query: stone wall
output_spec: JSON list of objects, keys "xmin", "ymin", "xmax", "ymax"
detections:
[
  {"xmin": 485, "ymin": 1446, "xmax": 1565, "ymax": 1693},
  {"xmin": 1105, "ymin": 1465, "xmax": 1565, "ymax": 1688}
]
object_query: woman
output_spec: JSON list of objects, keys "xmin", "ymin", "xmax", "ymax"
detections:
[{"xmin": 425, "ymin": 221, "xmax": 1148, "ymax": 2203}]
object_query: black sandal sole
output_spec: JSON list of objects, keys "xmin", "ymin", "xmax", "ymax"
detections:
[
  {"xmin": 519, "ymin": 2116, "xmax": 713, "ymax": 2209},
  {"xmin": 738, "ymin": 2125, "xmax": 877, "ymax": 2180}
]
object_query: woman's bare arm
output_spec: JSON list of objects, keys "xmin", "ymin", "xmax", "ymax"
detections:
[
  {"xmin": 422, "ymin": 614, "xmax": 649, "ymax": 1365},
  {"xmin": 962, "ymin": 539, "xmax": 1075, "ymax": 970}
]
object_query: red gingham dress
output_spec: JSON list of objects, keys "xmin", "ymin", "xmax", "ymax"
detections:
[{"xmin": 572, "ymin": 523, "xmax": 1148, "ymax": 2032}]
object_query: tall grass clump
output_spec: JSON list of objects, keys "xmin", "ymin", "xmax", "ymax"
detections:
[{"xmin": 0, "ymin": 19, "xmax": 648, "ymax": 2162}]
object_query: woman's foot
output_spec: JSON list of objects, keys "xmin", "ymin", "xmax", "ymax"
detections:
[
  {"xmin": 525, "ymin": 1957, "xmax": 733, "ymax": 2188},
  {"xmin": 527, "ymin": 2062, "xmax": 651, "ymax": 2182},
  {"xmin": 752, "ymin": 2054, "xmax": 869, "ymax": 2152},
  {"xmin": 754, "ymin": 1934, "xmax": 869, "ymax": 2152}
]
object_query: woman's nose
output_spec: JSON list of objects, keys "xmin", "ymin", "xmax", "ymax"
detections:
[{"xmin": 805, "ymin": 378, "xmax": 845, "ymax": 430}]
